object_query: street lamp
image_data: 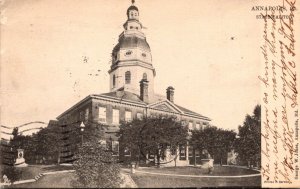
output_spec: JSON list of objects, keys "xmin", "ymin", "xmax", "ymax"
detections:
[{"xmin": 80, "ymin": 122, "xmax": 85, "ymax": 145}]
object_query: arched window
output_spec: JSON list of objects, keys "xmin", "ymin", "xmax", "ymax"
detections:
[
  {"xmin": 125, "ymin": 71, "xmax": 131, "ymax": 84},
  {"xmin": 113, "ymin": 75, "xmax": 116, "ymax": 87},
  {"xmin": 143, "ymin": 73, "xmax": 147, "ymax": 80}
]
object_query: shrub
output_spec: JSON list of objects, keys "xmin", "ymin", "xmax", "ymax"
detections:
[
  {"xmin": 0, "ymin": 165, "xmax": 22, "ymax": 183},
  {"xmin": 72, "ymin": 142, "xmax": 123, "ymax": 188}
]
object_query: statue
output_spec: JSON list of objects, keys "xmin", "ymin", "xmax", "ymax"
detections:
[
  {"xmin": 3, "ymin": 174, "xmax": 11, "ymax": 184},
  {"xmin": 14, "ymin": 149, "xmax": 28, "ymax": 167}
]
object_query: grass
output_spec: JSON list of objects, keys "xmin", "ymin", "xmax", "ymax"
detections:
[
  {"xmin": 131, "ymin": 174, "xmax": 261, "ymax": 188},
  {"xmin": 130, "ymin": 166, "xmax": 261, "ymax": 188},
  {"xmin": 137, "ymin": 165, "xmax": 259, "ymax": 176},
  {"xmin": 3, "ymin": 164, "xmax": 74, "ymax": 181},
  {"xmin": 5, "ymin": 165, "xmax": 261, "ymax": 188},
  {"xmin": 40, "ymin": 164, "xmax": 74, "ymax": 172},
  {"xmin": 9, "ymin": 172, "xmax": 75, "ymax": 188}
]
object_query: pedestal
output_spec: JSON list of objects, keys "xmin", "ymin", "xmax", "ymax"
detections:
[
  {"xmin": 201, "ymin": 159, "xmax": 214, "ymax": 169},
  {"xmin": 14, "ymin": 149, "xmax": 28, "ymax": 167}
]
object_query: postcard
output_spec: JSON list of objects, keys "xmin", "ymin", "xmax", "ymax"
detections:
[{"xmin": 0, "ymin": 0, "xmax": 299, "ymax": 188}]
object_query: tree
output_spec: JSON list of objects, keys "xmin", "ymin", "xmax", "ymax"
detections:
[
  {"xmin": 9, "ymin": 124, "xmax": 62, "ymax": 164},
  {"xmin": 32, "ymin": 126, "xmax": 61, "ymax": 164},
  {"xmin": 71, "ymin": 122, "xmax": 123, "ymax": 188},
  {"xmin": 190, "ymin": 126, "xmax": 236, "ymax": 165},
  {"xmin": 235, "ymin": 104, "xmax": 261, "ymax": 167},
  {"xmin": 118, "ymin": 116, "xmax": 188, "ymax": 167},
  {"xmin": 1, "ymin": 128, "xmax": 23, "ymax": 182}
]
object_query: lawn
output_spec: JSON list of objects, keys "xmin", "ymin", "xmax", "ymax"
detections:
[
  {"xmin": 4, "ymin": 165, "xmax": 261, "ymax": 188},
  {"xmin": 131, "ymin": 174, "xmax": 261, "ymax": 188},
  {"xmin": 3, "ymin": 164, "xmax": 74, "ymax": 181},
  {"xmin": 9, "ymin": 172, "xmax": 75, "ymax": 188},
  {"xmin": 131, "ymin": 166, "xmax": 261, "ymax": 188},
  {"xmin": 136, "ymin": 165, "xmax": 259, "ymax": 176}
]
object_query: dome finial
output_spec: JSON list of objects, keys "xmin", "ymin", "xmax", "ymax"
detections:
[{"xmin": 131, "ymin": 0, "xmax": 135, "ymax": 5}]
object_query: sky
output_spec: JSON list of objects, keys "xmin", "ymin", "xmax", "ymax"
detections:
[{"xmin": 1, "ymin": 0, "xmax": 261, "ymax": 136}]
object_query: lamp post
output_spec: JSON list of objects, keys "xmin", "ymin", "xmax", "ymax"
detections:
[{"xmin": 80, "ymin": 122, "xmax": 85, "ymax": 145}]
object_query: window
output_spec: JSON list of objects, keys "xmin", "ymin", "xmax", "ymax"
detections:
[
  {"xmin": 188, "ymin": 122, "xmax": 193, "ymax": 132},
  {"xmin": 125, "ymin": 71, "xmax": 131, "ymax": 84},
  {"xmin": 179, "ymin": 145, "xmax": 186, "ymax": 160},
  {"xmin": 112, "ymin": 109, "xmax": 120, "ymax": 124},
  {"xmin": 188, "ymin": 146, "xmax": 193, "ymax": 157},
  {"xmin": 143, "ymin": 73, "xmax": 147, "ymax": 80},
  {"xmin": 142, "ymin": 53, "xmax": 147, "ymax": 57},
  {"xmin": 98, "ymin": 107, "xmax": 106, "ymax": 123},
  {"xmin": 125, "ymin": 111, "xmax": 132, "ymax": 122},
  {"xmin": 195, "ymin": 123, "xmax": 200, "ymax": 130},
  {"xmin": 130, "ymin": 26, "xmax": 133, "ymax": 29},
  {"xmin": 195, "ymin": 149, "xmax": 200, "ymax": 157},
  {"xmin": 203, "ymin": 122, "xmax": 209, "ymax": 129},
  {"xmin": 137, "ymin": 113, "xmax": 143, "ymax": 120},
  {"xmin": 113, "ymin": 75, "xmax": 116, "ymax": 88},
  {"xmin": 80, "ymin": 111, "xmax": 84, "ymax": 121},
  {"xmin": 85, "ymin": 108, "xmax": 89, "ymax": 121},
  {"xmin": 112, "ymin": 141, "xmax": 119, "ymax": 156},
  {"xmin": 171, "ymin": 146, "xmax": 176, "ymax": 155}
]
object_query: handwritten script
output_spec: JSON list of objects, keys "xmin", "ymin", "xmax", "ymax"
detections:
[{"xmin": 259, "ymin": 0, "xmax": 299, "ymax": 187}]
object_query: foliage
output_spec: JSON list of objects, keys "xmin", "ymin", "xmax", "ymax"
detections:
[
  {"xmin": 72, "ymin": 142, "xmax": 123, "ymax": 188},
  {"xmin": 235, "ymin": 105, "xmax": 261, "ymax": 166},
  {"xmin": 118, "ymin": 116, "xmax": 188, "ymax": 166},
  {"xmin": 67, "ymin": 122, "xmax": 123, "ymax": 188},
  {"xmin": 9, "ymin": 125, "xmax": 61, "ymax": 164},
  {"xmin": 190, "ymin": 126, "xmax": 236, "ymax": 164},
  {"xmin": 0, "ymin": 165, "xmax": 22, "ymax": 183},
  {"xmin": 59, "ymin": 121, "xmax": 105, "ymax": 162}
]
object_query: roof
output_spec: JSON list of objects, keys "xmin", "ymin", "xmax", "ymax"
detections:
[
  {"xmin": 174, "ymin": 104, "xmax": 209, "ymax": 120},
  {"xmin": 113, "ymin": 35, "xmax": 151, "ymax": 53},
  {"xmin": 100, "ymin": 89, "xmax": 210, "ymax": 120},
  {"xmin": 100, "ymin": 89, "xmax": 144, "ymax": 103},
  {"xmin": 57, "ymin": 89, "xmax": 210, "ymax": 121}
]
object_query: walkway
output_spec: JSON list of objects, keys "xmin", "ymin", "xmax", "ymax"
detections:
[{"xmin": 122, "ymin": 166, "xmax": 261, "ymax": 179}]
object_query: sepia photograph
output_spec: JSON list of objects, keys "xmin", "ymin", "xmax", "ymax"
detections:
[{"xmin": 0, "ymin": 0, "xmax": 299, "ymax": 188}]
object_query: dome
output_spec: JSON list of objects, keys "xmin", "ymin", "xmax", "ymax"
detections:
[{"xmin": 113, "ymin": 35, "xmax": 151, "ymax": 52}]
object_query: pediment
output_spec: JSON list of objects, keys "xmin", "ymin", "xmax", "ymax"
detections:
[{"xmin": 148, "ymin": 100, "xmax": 183, "ymax": 114}]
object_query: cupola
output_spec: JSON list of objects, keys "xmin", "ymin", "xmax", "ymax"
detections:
[{"xmin": 127, "ymin": 0, "xmax": 139, "ymax": 20}]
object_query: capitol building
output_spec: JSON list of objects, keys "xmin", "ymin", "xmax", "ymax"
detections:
[{"xmin": 57, "ymin": 1, "xmax": 211, "ymax": 166}]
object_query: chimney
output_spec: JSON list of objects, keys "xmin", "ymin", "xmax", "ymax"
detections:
[
  {"xmin": 166, "ymin": 86, "xmax": 175, "ymax": 103},
  {"xmin": 140, "ymin": 79, "xmax": 149, "ymax": 103}
]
